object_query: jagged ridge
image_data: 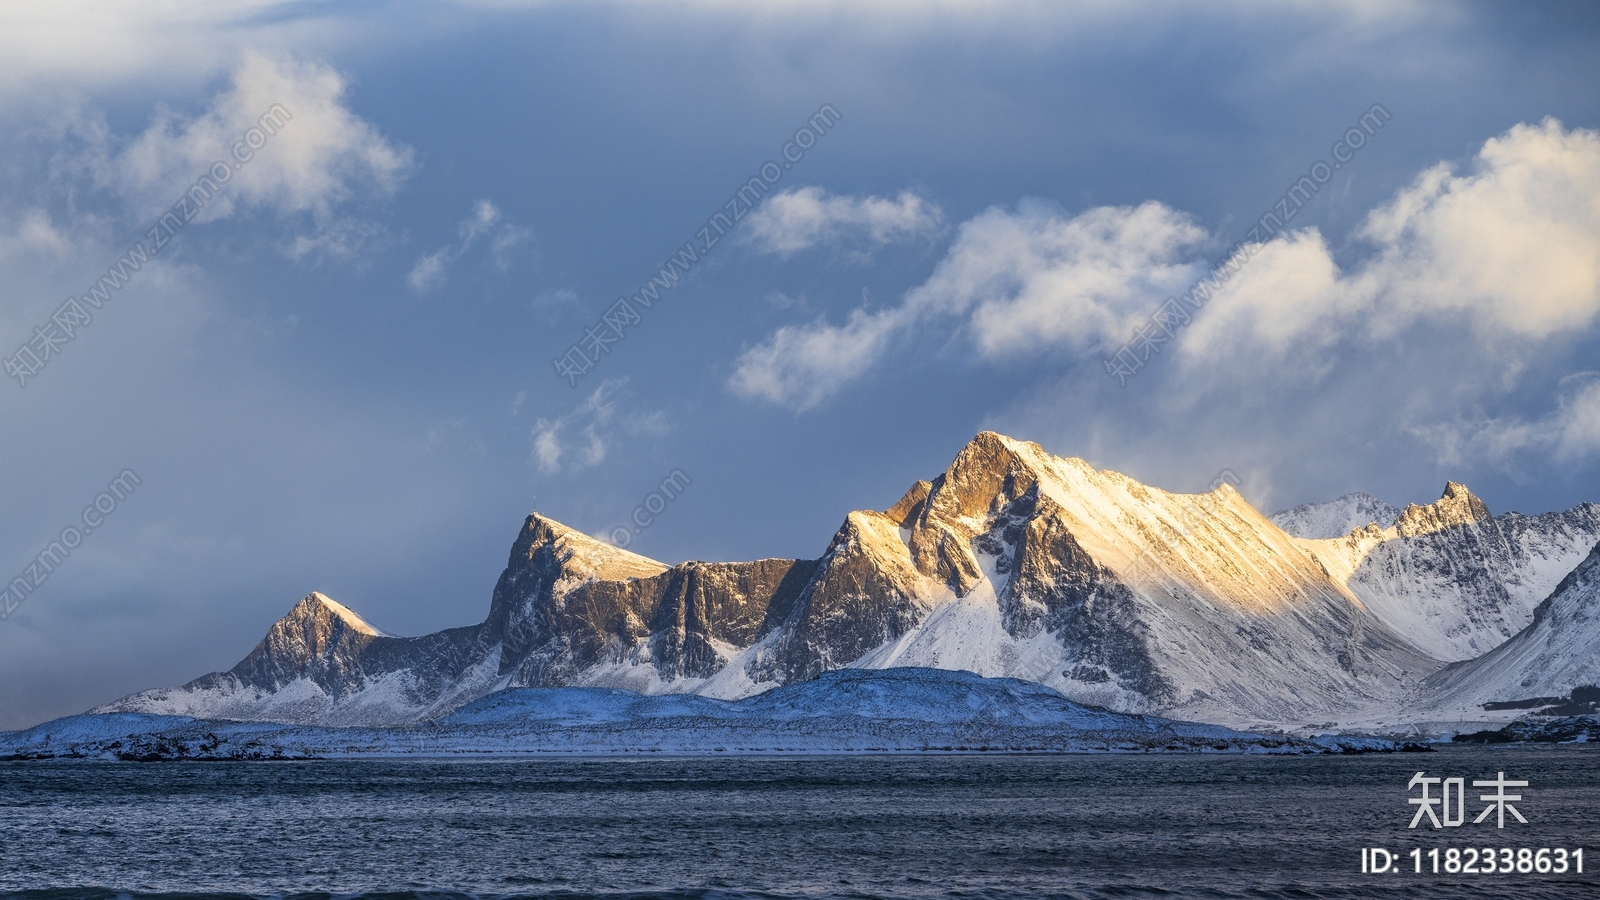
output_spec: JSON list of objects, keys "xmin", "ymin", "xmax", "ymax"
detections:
[{"xmin": 94, "ymin": 432, "xmax": 1600, "ymax": 731}]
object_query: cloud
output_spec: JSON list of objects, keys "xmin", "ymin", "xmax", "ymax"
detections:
[
  {"xmin": 531, "ymin": 288, "xmax": 580, "ymax": 309},
  {"xmin": 730, "ymin": 199, "xmax": 1206, "ymax": 409},
  {"xmin": 529, "ymin": 379, "xmax": 666, "ymax": 474},
  {"xmin": 1363, "ymin": 118, "xmax": 1600, "ymax": 338},
  {"xmin": 1409, "ymin": 374, "xmax": 1600, "ymax": 469},
  {"xmin": 728, "ymin": 306, "xmax": 906, "ymax": 411},
  {"xmin": 735, "ymin": 119, "xmax": 1600, "ymax": 422},
  {"xmin": 743, "ymin": 186, "xmax": 943, "ymax": 258},
  {"xmin": 286, "ymin": 217, "xmax": 392, "ymax": 263},
  {"xmin": 0, "ymin": 209, "xmax": 73, "ymax": 259},
  {"xmin": 0, "ymin": 2, "xmax": 295, "ymax": 104},
  {"xmin": 406, "ymin": 248, "xmax": 452, "ymax": 292},
  {"xmin": 407, "ymin": 200, "xmax": 533, "ymax": 293},
  {"xmin": 0, "ymin": 0, "xmax": 1443, "ymax": 116},
  {"xmin": 918, "ymin": 200, "xmax": 1207, "ymax": 357},
  {"xmin": 1557, "ymin": 377, "xmax": 1600, "ymax": 461},
  {"xmin": 1181, "ymin": 117, "xmax": 1600, "ymax": 365},
  {"xmin": 975, "ymin": 119, "xmax": 1600, "ymax": 506},
  {"xmin": 116, "ymin": 53, "xmax": 412, "ymax": 223}
]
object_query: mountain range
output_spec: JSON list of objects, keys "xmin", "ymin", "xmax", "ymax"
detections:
[{"xmin": 92, "ymin": 431, "xmax": 1600, "ymax": 734}]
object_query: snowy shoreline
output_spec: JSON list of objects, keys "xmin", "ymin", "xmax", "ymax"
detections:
[{"xmin": 1, "ymin": 669, "xmax": 1416, "ymax": 761}]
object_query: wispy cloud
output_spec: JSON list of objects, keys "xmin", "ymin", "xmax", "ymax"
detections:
[
  {"xmin": 408, "ymin": 199, "xmax": 533, "ymax": 292},
  {"xmin": 743, "ymin": 186, "xmax": 943, "ymax": 258},
  {"xmin": 529, "ymin": 379, "xmax": 667, "ymax": 474},
  {"xmin": 1411, "ymin": 374, "xmax": 1600, "ymax": 469}
]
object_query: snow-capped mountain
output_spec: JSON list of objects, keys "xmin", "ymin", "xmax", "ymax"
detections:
[
  {"xmin": 95, "ymin": 431, "xmax": 1600, "ymax": 732},
  {"xmin": 1295, "ymin": 483, "xmax": 1600, "ymax": 662},
  {"xmin": 1420, "ymin": 542, "xmax": 1600, "ymax": 719},
  {"xmin": 1270, "ymin": 492, "xmax": 1402, "ymax": 539}
]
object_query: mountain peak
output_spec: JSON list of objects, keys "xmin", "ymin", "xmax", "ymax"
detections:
[
  {"xmin": 517, "ymin": 512, "xmax": 668, "ymax": 580},
  {"xmin": 1394, "ymin": 481, "xmax": 1492, "ymax": 537},
  {"xmin": 290, "ymin": 592, "xmax": 386, "ymax": 637}
]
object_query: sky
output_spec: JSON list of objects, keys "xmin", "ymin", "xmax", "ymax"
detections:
[{"xmin": 1, "ymin": 0, "xmax": 1598, "ymax": 730}]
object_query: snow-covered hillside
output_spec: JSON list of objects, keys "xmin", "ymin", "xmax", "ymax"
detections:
[
  {"xmin": 1295, "ymin": 484, "xmax": 1600, "ymax": 661},
  {"xmin": 7, "ymin": 669, "xmax": 1398, "ymax": 759},
  {"xmin": 1421, "ymin": 543, "xmax": 1600, "ymax": 720},
  {"xmin": 770, "ymin": 433, "xmax": 1439, "ymax": 728}
]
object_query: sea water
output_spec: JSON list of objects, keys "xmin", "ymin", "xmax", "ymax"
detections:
[{"xmin": 2, "ymin": 745, "xmax": 1596, "ymax": 898}]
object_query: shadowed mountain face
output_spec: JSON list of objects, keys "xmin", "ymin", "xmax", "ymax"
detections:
[
  {"xmin": 1422, "ymin": 541, "xmax": 1600, "ymax": 715},
  {"xmin": 96, "ymin": 432, "xmax": 1599, "ymax": 730}
]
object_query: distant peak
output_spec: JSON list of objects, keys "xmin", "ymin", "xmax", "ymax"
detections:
[
  {"xmin": 1395, "ymin": 481, "xmax": 1492, "ymax": 537},
  {"xmin": 1268, "ymin": 492, "xmax": 1402, "ymax": 539}
]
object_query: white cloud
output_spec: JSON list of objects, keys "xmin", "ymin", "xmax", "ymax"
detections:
[
  {"xmin": 979, "ymin": 120, "xmax": 1600, "ymax": 501},
  {"xmin": 1180, "ymin": 118, "xmax": 1600, "ymax": 366},
  {"xmin": 0, "ymin": 209, "xmax": 73, "ymax": 259},
  {"xmin": 531, "ymin": 288, "xmax": 580, "ymax": 309},
  {"xmin": 728, "ymin": 306, "xmax": 906, "ymax": 411},
  {"xmin": 743, "ymin": 186, "xmax": 943, "ymax": 257},
  {"xmin": 1363, "ymin": 119, "xmax": 1600, "ymax": 338},
  {"xmin": 286, "ymin": 217, "xmax": 392, "ymax": 263},
  {"xmin": 0, "ymin": 2, "xmax": 300, "ymax": 104},
  {"xmin": 529, "ymin": 379, "xmax": 666, "ymax": 474},
  {"xmin": 732, "ymin": 116, "xmax": 1600, "ymax": 498},
  {"xmin": 920, "ymin": 200, "xmax": 1207, "ymax": 357},
  {"xmin": 407, "ymin": 199, "xmax": 533, "ymax": 293},
  {"xmin": 1175, "ymin": 227, "xmax": 1355, "ymax": 363},
  {"xmin": 406, "ymin": 248, "xmax": 452, "ymax": 292},
  {"xmin": 730, "ymin": 199, "xmax": 1206, "ymax": 410},
  {"xmin": 0, "ymin": 0, "xmax": 1441, "ymax": 116},
  {"xmin": 116, "ymin": 53, "xmax": 412, "ymax": 223},
  {"xmin": 1557, "ymin": 377, "xmax": 1600, "ymax": 461}
]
